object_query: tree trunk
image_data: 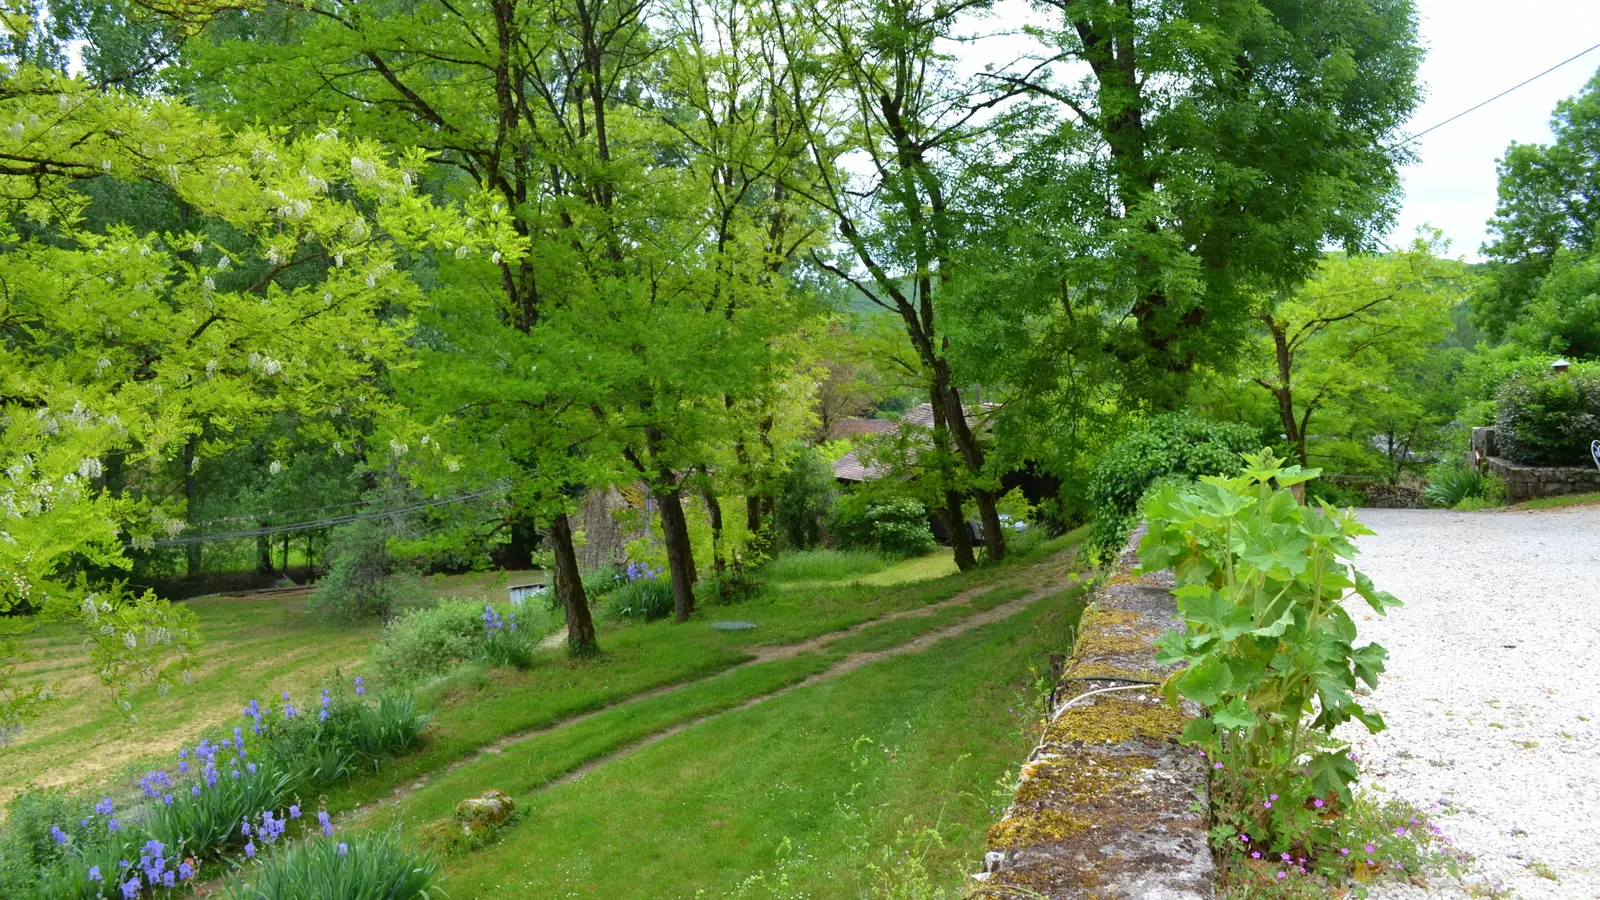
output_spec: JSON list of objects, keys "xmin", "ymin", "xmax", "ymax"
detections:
[
  {"xmin": 256, "ymin": 528, "xmax": 273, "ymax": 575},
  {"xmin": 281, "ymin": 532, "xmax": 290, "ymax": 575},
  {"xmin": 657, "ymin": 488, "xmax": 697, "ymax": 622},
  {"xmin": 701, "ymin": 480, "xmax": 726, "ymax": 577},
  {"xmin": 183, "ymin": 436, "xmax": 202, "ymax": 577},
  {"xmin": 549, "ymin": 513, "xmax": 599, "ymax": 656},
  {"xmin": 972, "ymin": 487, "xmax": 1006, "ymax": 563},
  {"xmin": 943, "ymin": 489, "xmax": 977, "ymax": 571}
]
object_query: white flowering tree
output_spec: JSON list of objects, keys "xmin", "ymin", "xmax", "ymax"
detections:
[{"xmin": 0, "ymin": 55, "xmax": 515, "ymax": 745}]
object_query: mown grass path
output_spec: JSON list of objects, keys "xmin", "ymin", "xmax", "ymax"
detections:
[
  {"xmin": 336, "ymin": 546, "xmax": 1088, "ymax": 898},
  {"xmin": 346, "ymin": 547, "xmax": 1082, "ymax": 826}
]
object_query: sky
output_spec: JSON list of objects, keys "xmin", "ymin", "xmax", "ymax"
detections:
[{"xmin": 1393, "ymin": 1, "xmax": 1600, "ymax": 261}]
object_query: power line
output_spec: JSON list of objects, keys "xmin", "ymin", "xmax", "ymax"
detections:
[
  {"xmin": 185, "ymin": 493, "xmax": 421, "ymax": 529},
  {"xmin": 141, "ymin": 483, "xmax": 509, "ymax": 548},
  {"xmin": 1394, "ymin": 40, "xmax": 1600, "ymax": 148}
]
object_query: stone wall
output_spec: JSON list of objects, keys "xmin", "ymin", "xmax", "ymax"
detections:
[
  {"xmin": 1324, "ymin": 476, "xmax": 1426, "ymax": 509},
  {"xmin": 975, "ymin": 529, "xmax": 1213, "ymax": 899},
  {"xmin": 1483, "ymin": 455, "xmax": 1600, "ymax": 502}
]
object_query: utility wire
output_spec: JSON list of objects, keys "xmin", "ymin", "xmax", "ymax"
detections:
[
  {"xmin": 1394, "ymin": 40, "xmax": 1600, "ymax": 148},
  {"xmin": 140, "ymin": 483, "xmax": 508, "ymax": 548},
  {"xmin": 185, "ymin": 493, "xmax": 423, "ymax": 529}
]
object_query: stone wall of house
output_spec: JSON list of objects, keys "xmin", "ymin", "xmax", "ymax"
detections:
[
  {"xmin": 974, "ymin": 529, "xmax": 1213, "ymax": 899},
  {"xmin": 1483, "ymin": 455, "xmax": 1600, "ymax": 503}
]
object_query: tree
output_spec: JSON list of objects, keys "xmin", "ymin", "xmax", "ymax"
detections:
[
  {"xmin": 1235, "ymin": 236, "xmax": 1471, "ymax": 471},
  {"xmin": 184, "ymin": 0, "xmax": 822, "ymax": 631},
  {"xmin": 0, "ymin": 51, "xmax": 501, "ymax": 740},
  {"xmin": 771, "ymin": 0, "xmax": 1017, "ymax": 569},
  {"xmin": 999, "ymin": 0, "xmax": 1424, "ymax": 402},
  {"xmin": 1475, "ymin": 67, "xmax": 1600, "ymax": 349}
]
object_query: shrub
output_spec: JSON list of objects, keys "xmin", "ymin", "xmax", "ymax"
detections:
[
  {"xmin": 1421, "ymin": 461, "xmax": 1507, "ymax": 508},
  {"xmin": 1085, "ymin": 413, "xmax": 1262, "ymax": 558},
  {"xmin": 310, "ymin": 521, "xmax": 427, "ymax": 621},
  {"xmin": 758, "ymin": 549, "xmax": 889, "ymax": 582},
  {"xmin": 1306, "ymin": 479, "xmax": 1366, "ymax": 508},
  {"xmin": 225, "ymin": 830, "xmax": 443, "ymax": 900},
  {"xmin": 581, "ymin": 566, "xmax": 626, "ymax": 600},
  {"xmin": 603, "ymin": 564, "xmax": 674, "ymax": 620},
  {"xmin": 1141, "ymin": 452, "xmax": 1398, "ymax": 860},
  {"xmin": 1495, "ymin": 364, "xmax": 1600, "ymax": 465},
  {"xmin": 773, "ymin": 446, "xmax": 837, "ymax": 551},
  {"xmin": 695, "ymin": 568, "xmax": 764, "ymax": 606},
  {"xmin": 0, "ymin": 788, "xmax": 96, "ymax": 900},
  {"xmin": 372, "ymin": 599, "xmax": 488, "ymax": 684},
  {"xmin": 827, "ymin": 495, "xmax": 935, "ymax": 559}
]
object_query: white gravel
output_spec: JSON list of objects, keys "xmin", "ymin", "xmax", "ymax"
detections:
[{"xmin": 1337, "ymin": 506, "xmax": 1600, "ymax": 900}]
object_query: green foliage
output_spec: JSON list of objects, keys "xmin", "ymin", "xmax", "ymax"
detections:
[
  {"xmin": 225, "ymin": 830, "xmax": 443, "ymax": 900},
  {"xmin": 0, "ymin": 788, "xmax": 86, "ymax": 899},
  {"xmin": 373, "ymin": 600, "xmax": 487, "ymax": 685},
  {"xmin": 604, "ymin": 574, "xmax": 676, "ymax": 621},
  {"xmin": 1224, "ymin": 236, "xmax": 1473, "ymax": 475},
  {"xmin": 1494, "ymin": 364, "xmax": 1600, "ymax": 465},
  {"xmin": 1475, "ymin": 68, "xmax": 1600, "ymax": 351},
  {"xmin": 1086, "ymin": 414, "xmax": 1262, "ymax": 557},
  {"xmin": 310, "ymin": 521, "xmax": 427, "ymax": 622},
  {"xmin": 774, "ymin": 447, "xmax": 838, "ymax": 551},
  {"xmin": 1305, "ymin": 480, "xmax": 1366, "ymax": 509},
  {"xmin": 759, "ymin": 549, "xmax": 890, "ymax": 582},
  {"xmin": 0, "ymin": 54, "xmax": 511, "ymax": 736},
  {"xmin": 828, "ymin": 494, "xmax": 936, "ymax": 560},
  {"xmin": 695, "ymin": 568, "xmax": 765, "ymax": 607},
  {"xmin": 1421, "ymin": 462, "xmax": 1507, "ymax": 508},
  {"xmin": 1140, "ymin": 452, "xmax": 1398, "ymax": 858}
]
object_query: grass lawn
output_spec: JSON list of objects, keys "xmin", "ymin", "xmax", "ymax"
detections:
[
  {"xmin": 1512, "ymin": 491, "xmax": 1600, "ymax": 510},
  {"xmin": 0, "ymin": 592, "xmax": 377, "ymax": 804},
  {"xmin": 399, "ymin": 587, "xmax": 1085, "ymax": 898},
  {"xmin": 0, "ymin": 568, "xmax": 537, "ymax": 803}
]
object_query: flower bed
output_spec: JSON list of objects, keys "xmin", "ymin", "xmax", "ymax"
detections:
[{"xmin": 2, "ymin": 677, "xmax": 434, "ymax": 899}]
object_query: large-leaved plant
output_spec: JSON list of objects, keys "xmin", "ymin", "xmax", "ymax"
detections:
[{"xmin": 1140, "ymin": 452, "xmax": 1400, "ymax": 855}]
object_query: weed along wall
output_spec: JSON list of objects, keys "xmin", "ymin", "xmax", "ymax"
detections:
[{"xmin": 975, "ymin": 528, "xmax": 1213, "ymax": 898}]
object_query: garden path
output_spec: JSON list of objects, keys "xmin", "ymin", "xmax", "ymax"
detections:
[
  {"xmin": 347, "ymin": 547, "xmax": 1083, "ymax": 822},
  {"xmin": 1341, "ymin": 506, "xmax": 1600, "ymax": 900}
]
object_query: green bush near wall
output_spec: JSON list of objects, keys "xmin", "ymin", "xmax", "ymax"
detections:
[
  {"xmin": 1085, "ymin": 413, "xmax": 1264, "ymax": 558},
  {"xmin": 1495, "ymin": 363, "xmax": 1600, "ymax": 466}
]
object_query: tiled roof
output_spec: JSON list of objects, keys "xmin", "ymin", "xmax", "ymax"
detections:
[
  {"xmin": 829, "ymin": 417, "xmax": 897, "ymax": 439},
  {"xmin": 830, "ymin": 402, "xmax": 997, "ymax": 482},
  {"xmin": 831, "ymin": 448, "xmax": 888, "ymax": 483}
]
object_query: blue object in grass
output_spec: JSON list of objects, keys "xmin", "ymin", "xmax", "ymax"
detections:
[{"xmin": 710, "ymin": 621, "xmax": 758, "ymax": 632}]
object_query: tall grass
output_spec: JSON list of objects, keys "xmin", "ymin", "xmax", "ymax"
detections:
[
  {"xmin": 760, "ymin": 549, "xmax": 889, "ymax": 582},
  {"xmin": 225, "ymin": 830, "xmax": 443, "ymax": 900}
]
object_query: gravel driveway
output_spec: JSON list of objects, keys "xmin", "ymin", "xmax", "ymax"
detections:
[{"xmin": 1340, "ymin": 506, "xmax": 1600, "ymax": 900}]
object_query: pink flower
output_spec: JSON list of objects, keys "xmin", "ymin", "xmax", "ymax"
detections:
[{"xmin": 1313, "ymin": 799, "xmax": 1325, "ymax": 808}]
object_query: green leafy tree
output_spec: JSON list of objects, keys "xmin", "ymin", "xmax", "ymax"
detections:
[
  {"xmin": 1474, "ymin": 67, "xmax": 1600, "ymax": 352},
  {"xmin": 771, "ymin": 0, "xmax": 1018, "ymax": 569},
  {"xmin": 0, "ymin": 48, "xmax": 502, "ymax": 740},
  {"xmin": 1240, "ymin": 236, "xmax": 1471, "ymax": 470}
]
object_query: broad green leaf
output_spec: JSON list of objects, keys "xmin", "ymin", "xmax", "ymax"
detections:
[
  {"xmin": 1180, "ymin": 717, "xmax": 1218, "ymax": 744},
  {"xmin": 1177, "ymin": 658, "xmax": 1233, "ymax": 707},
  {"xmin": 1176, "ymin": 585, "xmax": 1253, "ymax": 640},
  {"xmin": 1309, "ymin": 750, "xmax": 1360, "ymax": 805},
  {"xmin": 1212, "ymin": 699, "xmax": 1258, "ymax": 730},
  {"xmin": 1353, "ymin": 569, "xmax": 1403, "ymax": 614}
]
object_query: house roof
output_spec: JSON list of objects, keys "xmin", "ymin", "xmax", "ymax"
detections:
[
  {"xmin": 830, "ymin": 402, "xmax": 997, "ymax": 482},
  {"xmin": 828, "ymin": 417, "xmax": 896, "ymax": 440}
]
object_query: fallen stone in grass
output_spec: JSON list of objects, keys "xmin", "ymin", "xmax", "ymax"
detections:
[{"xmin": 418, "ymin": 789, "xmax": 519, "ymax": 854}]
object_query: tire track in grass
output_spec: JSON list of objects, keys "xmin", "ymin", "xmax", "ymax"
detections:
[{"xmin": 346, "ymin": 549, "xmax": 1082, "ymax": 823}]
